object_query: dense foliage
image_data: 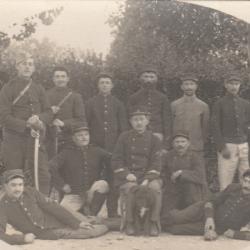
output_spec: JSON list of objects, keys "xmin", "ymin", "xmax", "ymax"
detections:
[{"xmin": 106, "ymin": 0, "xmax": 250, "ymax": 191}]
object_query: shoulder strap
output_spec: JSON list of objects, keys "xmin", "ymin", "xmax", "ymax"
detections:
[
  {"xmin": 12, "ymin": 79, "xmax": 32, "ymax": 105},
  {"xmin": 57, "ymin": 91, "xmax": 73, "ymax": 108}
]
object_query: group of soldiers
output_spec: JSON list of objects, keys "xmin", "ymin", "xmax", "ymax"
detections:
[{"xmin": 1, "ymin": 50, "xmax": 250, "ymax": 245}]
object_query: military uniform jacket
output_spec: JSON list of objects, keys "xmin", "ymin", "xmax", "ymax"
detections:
[
  {"xmin": 0, "ymin": 187, "xmax": 80, "ymax": 245},
  {"xmin": 128, "ymin": 88, "xmax": 172, "ymax": 148},
  {"xmin": 86, "ymin": 94, "xmax": 128, "ymax": 152},
  {"xmin": 46, "ymin": 86, "xmax": 86, "ymax": 130},
  {"xmin": 205, "ymin": 184, "xmax": 250, "ymax": 239},
  {"xmin": 50, "ymin": 144, "xmax": 112, "ymax": 194},
  {"xmin": 0, "ymin": 76, "xmax": 53, "ymax": 136},
  {"xmin": 162, "ymin": 149, "xmax": 207, "ymax": 187},
  {"xmin": 211, "ymin": 93, "xmax": 250, "ymax": 151},
  {"xmin": 112, "ymin": 129, "xmax": 162, "ymax": 186}
]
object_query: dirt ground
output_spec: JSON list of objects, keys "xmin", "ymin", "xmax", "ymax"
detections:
[
  {"xmin": 14, "ymin": 232, "xmax": 250, "ymax": 250},
  {"xmin": 3, "ymin": 204, "xmax": 250, "ymax": 250}
]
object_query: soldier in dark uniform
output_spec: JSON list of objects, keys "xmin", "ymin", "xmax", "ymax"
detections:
[
  {"xmin": 128, "ymin": 67, "xmax": 172, "ymax": 149},
  {"xmin": 86, "ymin": 72, "xmax": 128, "ymax": 217},
  {"xmin": 0, "ymin": 52, "xmax": 53, "ymax": 195},
  {"xmin": 0, "ymin": 169, "xmax": 108, "ymax": 245},
  {"xmin": 46, "ymin": 66, "xmax": 86, "ymax": 159},
  {"xmin": 162, "ymin": 169, "xmax": 250, "ymax": 242},
  {"xmin": 50, "ymin": 122, "xmax": 111, "ymax": 216},
  {"xmin": 161, "ymin": 131, "xmax": 209, "ymax": 220},
  {"xmin": 112, "ymin": 106, "xmax": 162, "ymax": 236}
]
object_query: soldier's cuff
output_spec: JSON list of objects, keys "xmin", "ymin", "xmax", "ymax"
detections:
[
  {"xmin": 204, "ymin": 202, "xmax": 214, "ymax": 218},
  {"xmin": 114, "ymin": 168, "xmax": 125, "ymax": 174}
]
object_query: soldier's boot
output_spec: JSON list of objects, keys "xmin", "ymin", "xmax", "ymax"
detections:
[
  {"xmin": 125, "ymin": 222, "xmax": 135, "ymax": 236},
  {"xmin": 90, "ymin": 191, "xmax": 106, "ymax": 216},
  {"xmin": 149, "ymin": 221, "xmax": 159, "ymax": 237}
]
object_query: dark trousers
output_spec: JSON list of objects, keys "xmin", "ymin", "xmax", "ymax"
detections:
[
  {"xmin": 2, "ymin": 131, "xmax": 51, "ymax": 195},
  {"xmin": 162, "ymin": 182, "xmax": 207, "ymax": 217},
  {"xmin": 162, "ymin": 201, "xmax": 205, "ymax": 235},
  {"xmin": 105, "ymin": 164, "xmax": 119, "ymax": 217}
]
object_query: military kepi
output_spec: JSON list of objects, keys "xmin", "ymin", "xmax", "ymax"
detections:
[
  {"xmin": 97, "ymin": 71, "xmax": 113, "ymax": 80},
  {"xmin": 225, "ymin": 73, "xmax": 242, "ymax": 83},
  {"xmin": 3, "ymin": 169, "xmax": 24, "ymax": 183},
  {"xmin": 139, "ymin": 65, "xmax": 158, "ymax": 76},
  {"xmin": 129, "ymin": 106, "xmax": 150, "ymax": 117},
  {"xmin": 71, "ymin": 122, "xmax": 89, "ymax": 134},
  {"xmin": 180, "ymin": 73, "xmax": 198, "ymax": 83},
  {"xmin": 172, "ymin": 130, "xmax": 190, "ymax": 141},
  {"xmin": 16, "ymin": 51, "xmax": 33, "ymax": 65}
]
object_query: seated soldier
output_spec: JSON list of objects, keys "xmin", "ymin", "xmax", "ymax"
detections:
[
  {"xmin": 49, "ymin": 122, "xmax": 111, "ymax": 216},
  {"xmin": 161, "ymin": 130, "xmax": 209, "ymax": 222},
  {"xmin": 0, "ymin": 169, "xmax": 108, "ymax": 245},
  {"xmin": 112, "ymin": 106, "xmax": 162, "ymax": 236},
  {"xmin": 161, "ymin": 169, "xmax": 250, "ymax": 242}
]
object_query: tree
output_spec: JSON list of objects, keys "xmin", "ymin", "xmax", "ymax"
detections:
[
  {"xmin": 0, "ymin": 6, "xmax": 64, "ymax": 51},
  {"xmin": 107, "ymin": 0, "xmax": 249, "ymax": 98},
  {"xmin": 0, "ymin": 37, "xmax": 104, "ymax": 102},
  {"xmin": 107, "ymin": 0, "xmax": 250, "ymax": 191}
]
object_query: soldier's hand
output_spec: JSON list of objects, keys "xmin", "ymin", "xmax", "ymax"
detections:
[
  {"xmin": 204, "ymin": 229, "xmax": 217, "ymax": 241},
  {"xmin": 26, "ymin": 115, "xmax": 39, "ymax": 127},
  {"xmin": 171, "ymin": 170, "xmax": 182, "ymax": 183},
  {"xmin": 204, "ymin": 218, "xmax": 215, "ymax": 232},
  {"xmin": 153, "ymin": 133, "xmax": 164, "ymax": 142},
  {"xmin": 24, "ymin": 233, "xmax": 36, "ymax": 244},
  {"xmin": 31, "ymin": 120, "xmax": 44, "ymax": 132},
  {"xmin": 79, "ymin": 221, "xmax": 94, "ymax": 230},
  {"xmin": 126, "ymin": 173, "xmax": 137, "ymax": 182},
  {"xmin": 51, "ymin": 106, "xmax": 60, "ymax": 114},
  {"xmin": 221, "ymin": 146, "xmax": 231, "ymax": 159},
  {"xmin": 141, "ymin": 179, "xmax": 149, "ymax": 186},
  {"xmin": 62, "ymin": 184, "xmax": 71, "ymax": 194},
  {"xmin": 204, "ymin": 218, "xmax": 217, "ymax": 241},
  {"xmin": 224, "ymin": 229, "xmax": 235, "ymax": 239},
  {"xmin": 53, "ymin": 119, "xmax": 64, "ymax": 127}
]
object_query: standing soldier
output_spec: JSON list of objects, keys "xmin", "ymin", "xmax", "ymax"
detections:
[
  {"xmin": 86, "ymin": 72, "xmax": 128, "ymax": 218},
  {"xmin": 46, "ymin": 66, "xmax": 86, "ymax": 159},
  {"xmin": 128, "ymin": 67, "xmax": 172, "ymax": 150},
  {"xmin": 171, "ymin": 74, "xmax": 210, "ymax": 155},
  {"xmin": 0, "ymin": 51, "xmax": 53, "ymax": 195},
  {"xmin": 212, "ymin": 73, "xmax": 250, "ymax": 191}
]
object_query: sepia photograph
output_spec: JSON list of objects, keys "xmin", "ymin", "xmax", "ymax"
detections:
[{"xmin": 0, "ymin": 0, "xmax": 250, "ymax": 249}]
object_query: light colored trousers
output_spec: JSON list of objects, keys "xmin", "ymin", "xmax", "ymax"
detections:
[
  {"xmin": 60, "ymin": 180, "xmax": 109, "ymax": 218},
  {"xmin": 218, "ymin": 142, "xmax": 249, "ymax": 191}
]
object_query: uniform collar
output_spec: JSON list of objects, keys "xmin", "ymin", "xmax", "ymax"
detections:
[
  {"xmin": 54, "ymin": 86, "xmax": 70, "ymax": 92},
  {"xmin": 225, "ymin": 92, "xmax": 239, "ymax": 99},
  {"xmin": 132, "ymin": 129, "xmax": 147, "ymax": 137},
  {"xmin": 182, "ymin": 95, "xmax": 197, "ymax": 102},
  {"xmin": 140, "ymin": 87, "xmax": 156, "ymax": 94},
  {"xmin": 4, "ymin": 192, "xmax": 24, "ymax": 203},
  {"xmin": 172, "ymin": 148, "xmax": 191, "ymax": 157},
  {"xmin": 98, "ymin": 93, "xmax": 111, "ymax": 99},
  {"xmin": 14, "ymin": 76, "xmax": 32, "ymax": 86}
]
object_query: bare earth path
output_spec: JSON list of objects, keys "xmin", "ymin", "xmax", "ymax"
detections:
[{"xmin": 16, "ymin": 232, "xmax": 250, "ymax": 250}]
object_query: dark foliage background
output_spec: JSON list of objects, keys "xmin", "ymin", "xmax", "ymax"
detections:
[{"xmin": 106, "ymin": 0, "xmax": 250, "ymax": 191}]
